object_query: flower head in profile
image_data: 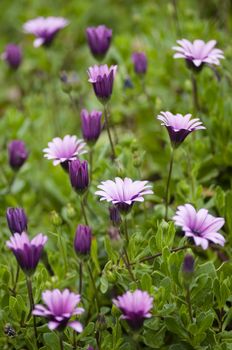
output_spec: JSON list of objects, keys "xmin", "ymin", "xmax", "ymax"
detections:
[
  {"xmin": 1, "ymin": 44, "xmax": 22, "ymax": 69},
  {"xmin": 33, "ymin": 289, "xmax": 84, "ymax": 332},
  {"xmin": 113, "ymin": 290, "xmax": 153, "ymax": 330},
  {"xmin": 157, "ymin": 111, "xmax": 205, "ymax": 148},
  {"xmin": 172, "ymin": 39, "xmax": 224, "ymax": 71},
  {"xmin": 43, "ymin": 135, "xmax": 87, "ymax": 170},
  {"xmin": 23, "ymin": 16, "xmax": 69, "ymax": 48},
  {"xmin": 74, "ymin": 224, "xmax": 92, "ymax": 256},
  {"xmin": 69, "ymin": 159, "xmax": 89, "ymax": 194},
  {"xmin": 86, "ymin": 25, "xmax": 112, "ymax": 59},
  {"xmin": 173, "ymin": 204, "xmax": 225, "ymax": 250},
  {"xmin": 95, "ymin": 177, "xmax": 153, "ymax": 213},
  {"xmin": 8, "ymin": 140, "xmax": 29, "ymax": 170},
  {"xmin": 81, "ymin": 109, "xmax": 102, "ymax": 144},
  {"xmin": 6, "ymin": 232, "xmax": 47, "ymax": 275},
  {"xmin": 131, "ymin": 52, "xmax": 147, "ymax": 74},
  {"xmin": 87, "ymin": 64, "xmax": 117, "ymax": 104},
  {"xmin": 6, "ymin": 207, "xmax": 28, "ymax": 234}
]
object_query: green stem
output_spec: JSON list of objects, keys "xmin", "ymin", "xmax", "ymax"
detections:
[
  {"xmin": 124, "ymin": 216, "xmax": 129, "ymax": 244},
  {"xmin": 104, "ymin": 104, "xmax": 116, "ymax": 160},
  {"xmin": 80, "ymin": 197, "xmax": 88, "ymax": 225},
  {"xmin": 130, "ymin": 245, "xmax": 190, "ymax": 265},
  {"xmin": 89, "ymin": 147, "xmax": 93, "ymax": 183},
  {"xmin": 59, "ymin": 332, "xmax": 64, "ymax": 350},
  {"xmin": 191, "ymin": 73, "xmax": 200, "ymax": 112},
  {"xmin": 165, "ymin": 148, "xmax": 175, "ymax": 221},
  {"xmin": 79, "ymin": 260, "xmax": 83, "ymax": 295},
  {"xmin": 123, "ymin": 247, "xmax": 136, "ymax": 283},
  {"xmin": 26, "ymin": 277, "xmax": 38, "ymax": 347},
  {"xmin": 12, "ymin": 264, "xmax": 20, "ymax": 294},
  {"xmin": 186, "ymin": 286, "xmax": 193, "ymax": 322},
  {"xmin": 58, "ymin": 227, "xmax": 68, "ymax": 274},
  {"xmin": 87, "ymin": 263, "xmax": 100, "ymax": 312}
]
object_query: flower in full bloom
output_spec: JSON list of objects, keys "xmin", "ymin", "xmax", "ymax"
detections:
[
  {"xmin": 131, "ymin": 52, "xmax": 147, "ymax": 74},
  {"xmin": 6, "ymin": 232, "xmax": 47, "ymax": 275},
  {"xmin": 43, "ymin": 135, "xmax": 87, "ymax": 171},
  {"xmin": 33, "ymin": 289, "xmax": 84, "ymax": 332},
  {"xmin": 95, "ymin": 177, "xmax": 153, "ymax": 213},
  {"xmin": 1, "ymin": 44, "xmax": 22, "ymax": 69},
  {"xmin": 81, "ymin": 109, "xmax": 102, "ymax": 144},
  {"xmin": 8, "ymin": 140, "xmax": 29, "ymax": 170},
  {"xmin": 87, "ymin": 64, "xmax": 117, "ymax": 104},
  {"xmin": 23, "ymin": 17, "xmax": 69, "ymax": 48},
  {"xmin": 69, "ymin": 159, "xmax": 89, "ymax": 193},
  {"xmin": 173, "ymin": 204, "xmax": 225, "ymax": 250},
  {"xmin": 113, "ymin": 290, "xmax": 153, "ymax": 330},
  {"xmin": 172, "ymin": 39, "xmax": 224, "ymax": 71},
  {"xmin": 157, "ymin": 111, "xmax": 205, "ymax": 148},
  {"xmin": 6, "ymin": 207, "xmax": 28, "ymax": 234},
  {"xmin": 74, "ymin": 224, "xmax": 92, "ymax": 255},
  {"xmin": 86, "ymin": 25, "xmax": 112, "ymax": 59}
]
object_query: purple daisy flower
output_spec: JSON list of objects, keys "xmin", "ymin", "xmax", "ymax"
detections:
[
  {"xmin": 81, "ymin": 109, "xmax": 102, "ymax": 144},
  {"xmin": 43, "ymin": 135, "xmax": 87, "ymax": 170},
  {"xmin": 172, "ymin": 39, "xmax": 224, "ymax": 71},
  {"xmin": 6, "ymin": 232, "xmax": 47, "ymax": 276},
  {"xmin": 157, "ymin": 111, "xmax": 205, "ymax": 148},
  {"xmin": 87, "ymin": 64, "xmax": 117, "ymax": 104},
  {"xmin": 23, "ymin": 16, "xmax": 69, "ymax": 48},
  {"xmin": 86, "ymin": 25, "xmax": 112, "ymax": 59},
  {"xmin": 131, "ymin": 52, "xmax": 147, "ymax": 74},
  {"xmin": 113, "ymin": 289, "xmax": 153, "ymax": 330},
  {"xmin": 8, "ymin": 140, "xmax": 29, "ymax": 170},
  {"xmin": 33, "ymin": 289, "xmax": 84, "ymax": 332},
  {"xmin": 173, "ymin": 204, "xmax": 225, "ymax": 250},
  {"xmin": 6, "ymin": 207, "xmax": 28, "ymax": 234},
  {"xmin": 95, "ymin": 177, "xmax": 153, "ymax": 213},
  {"xmin": 1, "ymin": 44, "xmax": 22, "ymax": 69}
]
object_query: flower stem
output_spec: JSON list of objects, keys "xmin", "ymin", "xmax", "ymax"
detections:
[
  {"xmin": 59, "ymin": 332, "xmax": 64, "ymax": 350},
  {"xmin": 80, "ymin": 197, "xmax": 88, "ymax": 225},
  {"xmin": 104, "ymin": 104, "xmax": 116, "ymax": 160},
  {"xmin": 12, "ymin": 264, "xmax": 20, "ymax": 294},
  {"xmin": 123, "ymin": 216, "xmax": 129, "ymax": 244},
  {"xmin": 191, "ymin": 73, "xmax": 200, "ymax": 112},
  {"xmin": 26, "ymin": 277, "xmax": 38, "ymax": 347},
  {"xmin": 58, "ymin": 227, "xmax": 68, "ymax": 274},
  {"xmin": 89, "ymin": 146, "xmax": 94, "ymax": 183},
  {"xmin": 87, "ymin": 262, "xmax": 100, "ymax": 312},
  {"xmin": 186, "ymin": 286, "xmax": 193, "ymax": 322},
  {"xmin": 165, "ymin": 148, "xmax": 175, "ymax": 221},
  {"xmin": 122, "ymin": 247, "xmax": 136, "ymax": 283},
  {"xmin": 79, "ymin": 260, "xmax": 83, "ymax": 295}
]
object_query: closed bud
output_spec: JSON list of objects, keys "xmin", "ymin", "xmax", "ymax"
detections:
[
  {"xmin": 74, "ymin": 224, "xmax": 92, "ymax": 256},
  {"xmin": 50, "ymin": 210, "xmax": 62, "ymax": 226},
  {"xmin": 132, "ymin": 52, "xmax": 147, "ymax": 75},
  {"xmin": 66, "ymin": 203, "xmax": 76, "ymax": 219},
  {"xmin": 182, "ymin": 254, "xmax": 194, "ymax": 275},
  {"xmin": 6, "ymin": 207, "xmax": 27, "ymax": 234},
  {"xmin": 8, "ymin": 140, "xmax": 28, "ymax": 171},
  {"xmin": 2, "ymin": 44, "xmax": 22, "ymax": 70},
  {"xmin": 81, "ymin": 109, "xmax": 102, "ymax": 145},
  {"xmin": 96, "ymin": 314, "xmax": 107, "ymax": 331},
  {"xmin": 69, "ymin": 159, "xmax": 89, "ymax": 194}
]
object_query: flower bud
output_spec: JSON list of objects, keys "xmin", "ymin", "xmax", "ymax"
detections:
[
  {"xmin": 8, "ymin": 140, "xmax": 28, "ymax": 170},
  {"xmin": 81, "ymin": 109, "xmax": 102, "ymax": 145},
  {"xmin": 6, "ymin": 207, "xmax": 27, "ymax": 234},
  {"xmin": 69, "ymin": 159, "xmax": 89, "ymax": 194},
  {"xmin": 132, "ymin": 52, "xmax": 147, "ymax": 75},
  {"xmin": 182, "ymin": 254, "xmax": 194, "ymax": 275},
  {"xmin": 2, "ymin": 44, "xmax": 22, "ymax": 69},
  {"xmin": 74, "ymin": 224, "xmax": 92, "ymax": 255},
  {"xmin": 50, "ymin": 210, "xmax": 62, "ymax": 227}
]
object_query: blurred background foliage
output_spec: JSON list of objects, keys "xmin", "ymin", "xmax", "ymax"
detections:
[{"xmin": 1, "ymin": 0, "xmax": 232, "ymax": 349}]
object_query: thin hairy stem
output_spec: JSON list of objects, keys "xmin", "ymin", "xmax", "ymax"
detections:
[{"xmin": 165, "ymin": 148, "xmax": 175, "ymax": 220}]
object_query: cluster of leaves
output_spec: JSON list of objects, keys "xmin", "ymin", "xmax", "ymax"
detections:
[{"xmin": 1, "ymin": 0, "xmax": 232, "ymax": 349}]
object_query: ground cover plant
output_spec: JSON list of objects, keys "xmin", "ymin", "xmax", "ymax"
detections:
[{"xmin": 1, "ymin": 0, "xmax": 232, "ymax": 349}]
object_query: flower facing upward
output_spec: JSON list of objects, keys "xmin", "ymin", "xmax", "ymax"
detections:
[
  {"xmin": 87, "ymin": 64, "xmax": 117, "ymax": 104},
  {"xmin": 81, "ymin": 109, "xmax": 102, "ymax": 144},
  {"xmin": 43, "ymin": 135, "xmax": 87, "ymax": 170},
  {"xmin": 8, "ymin": 140, "xmax": 29, "ymax": 170},
  {"xmin": 113, "ymin": 290, "xmax": 153, "ymax": 330},
  {"xmin": 23, "ymin": 16, "xmax": 69, "ymax": 48},
  {"xmin": 157, "ymin": 111, "xmax": 205, "ymax": 148},
  {"xmin": 1, "ymin": 44, "xmax": 22, "ymax": 69},
  {"xmin": 173, "ymin": 204, "xmax": 225, "ymax": 250},
  {"xmin": 172, "ymin": 39, "xmax": 224, "ymax": 70},
  {"xmin": 95, "ymin": 177, "xmax": 153, "ymax": 213},
  {"xmin": 6, "ymin": 207, "xmax": 28, "ymax": 234},
  {"xmin": 6, "ymin": 232, "xmax": 47, "ymax": 275},
  {"xmin": 69, "ymin": 159, "xmax": 89, "ymax": 194},
  {"xmin": 131, "ymin": 52, "xmax": 147, "ymax": 74},
  {"xmin": 74, "ymin": 224, "xmax": 92, "ymax": 255},
  {"xmin": 86, "ymin": 25, "xmax": 112, "ymax": 59},
  {"xmin": 33, "ymin": 289, "xmax": 84, "ymax": 332}
]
